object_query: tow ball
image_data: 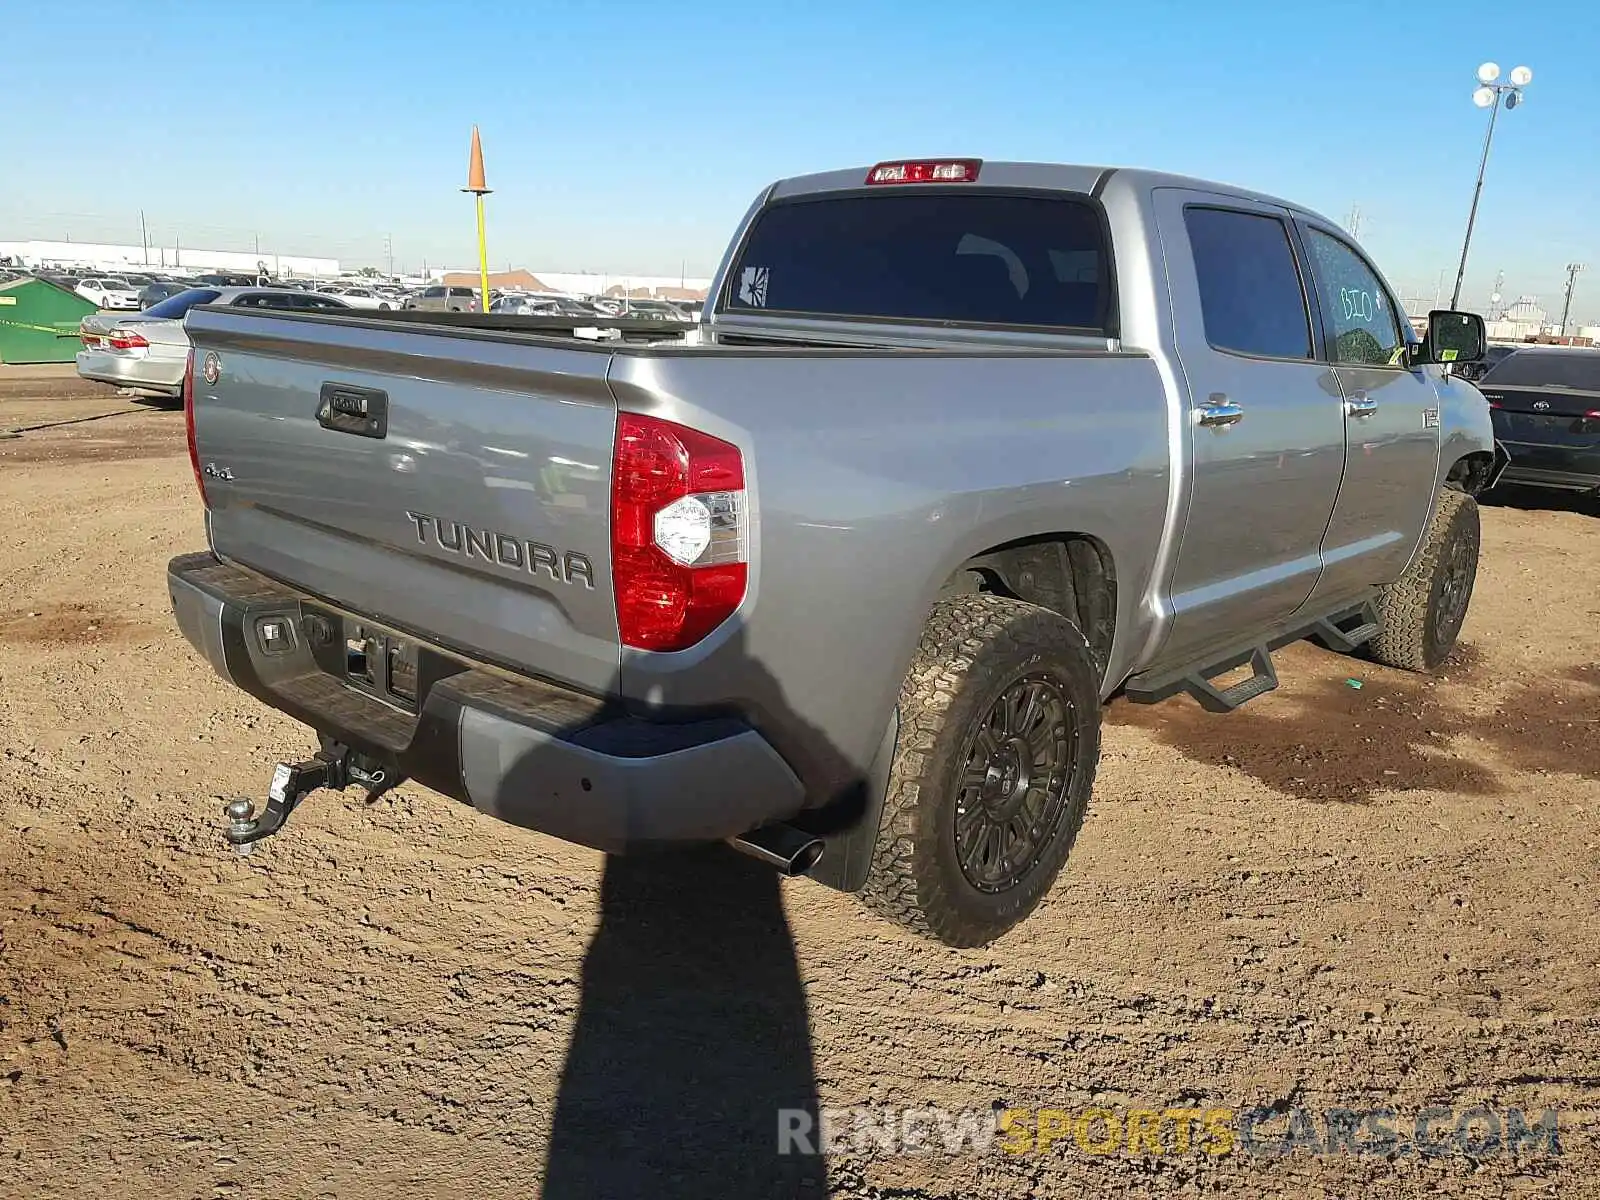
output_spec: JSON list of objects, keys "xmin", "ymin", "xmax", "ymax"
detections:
[{"xmin": 222, "ymin": 743, "xmax": 397, "ymax": 855}]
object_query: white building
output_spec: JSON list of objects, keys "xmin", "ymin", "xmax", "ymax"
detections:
[{"xmin": 0, "ymin": 239, "xmax": 339, "ymax": 279}]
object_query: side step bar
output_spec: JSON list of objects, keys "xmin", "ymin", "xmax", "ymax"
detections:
[{"xmin": 1124, "ymin": 598, "xmax": 1381, "ymax": 714}]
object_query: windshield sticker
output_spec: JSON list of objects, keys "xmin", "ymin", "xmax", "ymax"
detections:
[
  {"xmin": 1340, "ymin": 287, "xmax": 1375, "ymax": 324},
  {"xmin": 739, "ymin": 266, "xmax": 769, "ymax": 307}
]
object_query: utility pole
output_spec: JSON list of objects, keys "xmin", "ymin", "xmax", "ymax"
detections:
[
  {"xmin": 139, "ymin": 210, "xmax": 150, "ymax": 265},
  {"xmin": 384, "ymin": 233, "xmax": 393, "ymax": 280},
  {"xmin": 254, "ymin": 233, "xmax": 260, "ymax": 255},
  {"xmin": 1345, "ymin": 205, "xmax": 1362, "ymax": 240},
  {"xmin": 1559, "ymin": 263, "xmax": 1587, "ymax": 337}
]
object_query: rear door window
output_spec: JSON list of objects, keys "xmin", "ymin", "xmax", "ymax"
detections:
[
  {"xmin": 722, "ymin": 191, "xmax": 1112, "ymax": 331},
  {"xmin": 1184, "ymin": 207, "xmax": 1313, "ymax": 360}
]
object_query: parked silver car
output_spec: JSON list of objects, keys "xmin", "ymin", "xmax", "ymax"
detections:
[{"xmin": 76, "ymin": 287, "xmax": 349, "ymax": 400}]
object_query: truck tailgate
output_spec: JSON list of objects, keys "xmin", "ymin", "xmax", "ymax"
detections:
[{"xmin": 184, "ymin": 307, "xmax": 621, "ymax": 693}]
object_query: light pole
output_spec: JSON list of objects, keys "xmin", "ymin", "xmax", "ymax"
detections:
[
  {"xmin": 1559, "ymin": 263, "xmax": 1586, "ymax": 337},
  {"xmin": 1450, "ymin": 62, "xmax": 1531, "ymax": 310}
]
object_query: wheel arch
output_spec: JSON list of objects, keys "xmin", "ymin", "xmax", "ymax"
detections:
[
  {"xmin": 1444, "ymin": 448, "xmax": 1501, "ymax": 496},
  {"xmin": 937, "ymin": 532, "xmax": 1118, "ymax": 674}
]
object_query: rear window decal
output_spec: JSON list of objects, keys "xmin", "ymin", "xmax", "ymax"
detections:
[{"xmin": 739, "ymin": 266, "xmax": 769, "ymax": 308}]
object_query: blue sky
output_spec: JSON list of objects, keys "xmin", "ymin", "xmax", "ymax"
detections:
[{"xmin": 1, "ymin": 0, "xmax": 1593, "ymax": 315}]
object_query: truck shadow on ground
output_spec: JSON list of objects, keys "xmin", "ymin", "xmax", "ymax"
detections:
[
  {"xmin": 1106, "ymin": 645, "xmax": 1600, "ymax": 803},
  {"xmin": 1480, "ymin": 483, "xmax": 1600, "ymax": 518},
  {"xmin": 540, "ymin": 848, "xmax": 826, "ymax": 1197},
  {"xmin": 533, "ymin": 622, "xmax": 853, "ymax": 1197}
]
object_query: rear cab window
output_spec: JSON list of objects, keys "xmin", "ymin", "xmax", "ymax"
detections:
[{"xmin": 721, "ymin": 190, "xmax": 1113, "ymax": 332}]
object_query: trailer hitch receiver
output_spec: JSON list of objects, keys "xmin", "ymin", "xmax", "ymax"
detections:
[{"xmin": 222, "ymin": 744, "xmax": 396, "ymax": 855}]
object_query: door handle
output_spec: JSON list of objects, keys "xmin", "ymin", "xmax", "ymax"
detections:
[
  {"xmin": 1197, "ymin": 394, "xmax": 1244, "ymax": 427},
  {"xmin": 317, "ymin": 382, "xmax": 389, "ymax": 439},
  {"xmin": 1344, "ymin": 395, "xmax": 1379, "ymax": 419}
]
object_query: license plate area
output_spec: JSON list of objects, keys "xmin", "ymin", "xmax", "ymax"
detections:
[
  {"xmin": 342, "ymin": 624, "xmax": 418, "ymax": 710},
  {"xmin": 299, "ymin": 604, "xmax": 467, "ymax": 715}
]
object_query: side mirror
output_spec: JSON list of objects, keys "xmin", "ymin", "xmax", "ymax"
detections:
[{"xmin": 1416, "ymin": 309, "xmax": 1486, "ymax": 366}]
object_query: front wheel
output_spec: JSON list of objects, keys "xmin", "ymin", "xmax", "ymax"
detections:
[
  {"xmin": 859, "ymin": 595, "xmax": 1102, "ymax": 947},
  {"xmin": 1368, "ymin": 488, "xmax": 1480, "ymax": 672}
]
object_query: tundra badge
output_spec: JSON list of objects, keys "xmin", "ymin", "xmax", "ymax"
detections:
[{"xmin": 404, "ymin": 511, "xmax": 596, "ymax": 589}]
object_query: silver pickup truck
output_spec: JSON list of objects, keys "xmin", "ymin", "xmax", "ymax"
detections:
[{"xmin": 169, "ymin": 159, "xmax": 1495, "ymax": 946}]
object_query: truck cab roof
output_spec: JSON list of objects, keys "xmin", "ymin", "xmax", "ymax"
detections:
[{"xmin": 766, "ymin": 160, "xmax": 1332, "ymax": 225}]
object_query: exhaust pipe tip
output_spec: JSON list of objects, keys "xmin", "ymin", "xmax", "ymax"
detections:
[{"xmin": 728, "ymin": 824, "xmax": 825, "ymax": 876}]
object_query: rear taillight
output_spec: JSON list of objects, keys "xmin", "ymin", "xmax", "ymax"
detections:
[
  {"xmin": 611, "ymin": 413, "xmax": 747, "ymax": 651},
  {"xmin": 183, "ymin": 349, "xmax": 208, "ymax": 507},
  {"xmin": 107, "ymin": 328, "xmax": 149, "ymax": 350},
  {"xmin": 866, "ymin": 158, "xmax": 982, "ymax": 185}
]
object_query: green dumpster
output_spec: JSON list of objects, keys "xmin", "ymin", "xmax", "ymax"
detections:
[{"xmin": 0, "ymin": 277, "xmax": 98, "ymax": 364}]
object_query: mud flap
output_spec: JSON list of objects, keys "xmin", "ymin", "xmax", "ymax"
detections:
[
  {"xmin": 1488, "ymin": 441, "xmax": 1513, "ymax": 491},
  {"xmin": 803, "ymin": 708, "xmax": 899, "ymax": 894}
]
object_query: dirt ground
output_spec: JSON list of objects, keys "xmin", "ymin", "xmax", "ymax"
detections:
[{"xmin": 1, "ymin": 378, "xmax": 1597, "ymax": 1199}]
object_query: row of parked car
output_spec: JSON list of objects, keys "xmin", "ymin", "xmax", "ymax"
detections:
[
  {"xmin": 72, "ymin": 279, "xmax": 705, "ymax": 402},
  {"xmin": 13, "ymin": 267, "xmax": 706, "ymax": 323}
]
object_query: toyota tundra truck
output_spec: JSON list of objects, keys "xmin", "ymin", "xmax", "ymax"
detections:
[{"xmin": 169, "ymin": 159, "xmax": 1495, "ymax": 946}]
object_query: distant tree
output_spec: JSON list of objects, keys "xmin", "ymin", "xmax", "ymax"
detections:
[{"xmin": 357, "ymin": 266, "xmax": 379, "ymax": 278}]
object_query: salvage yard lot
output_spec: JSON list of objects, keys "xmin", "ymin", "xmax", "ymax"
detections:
[{"xmin": 1, "ymin": 378, "xmax": 1598, "ymax": 1198}]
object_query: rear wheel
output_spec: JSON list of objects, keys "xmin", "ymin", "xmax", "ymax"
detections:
[
  {"xmin": 1368, "ymin": 487, "xmax": 1480, "ymax": 672},
  {"xmin": 859, "ymin": 595, "xmax": 1101, "ymax": 947}
]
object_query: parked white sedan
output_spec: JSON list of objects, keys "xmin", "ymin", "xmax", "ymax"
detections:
[
  {"xmin": 75, "ymin": 287, "xmax": 349, "ymax": 401},
  {"xmin": 75, "ymin": 277, "xmax": 141, "ymax": 310},
  {"xmin": 317, "ymin": 284, "xmax": 397, "ymax": 310}
]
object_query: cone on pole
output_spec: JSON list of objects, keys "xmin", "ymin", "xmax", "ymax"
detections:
[
  {"xmin": 461, "ymin": 126, "xmax": 492, "ymax": 314},
  {"xmin": 462, "ymin": 125, "xmax": 491, "ymax": 196}
]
